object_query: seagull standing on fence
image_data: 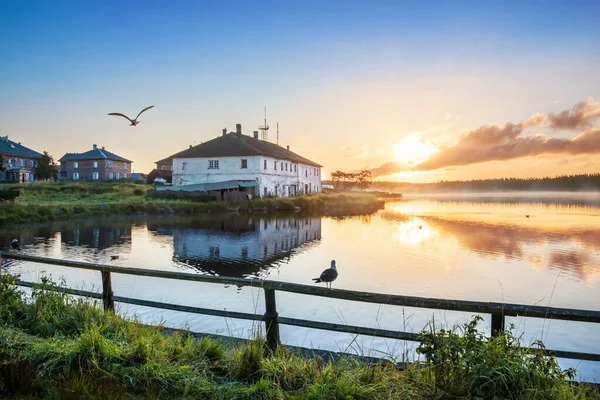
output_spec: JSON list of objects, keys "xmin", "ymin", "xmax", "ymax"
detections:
[
  {"xmin": 108, "ymin": 105, "xmax": 154, "ymax": 126},
  {"xmin": 11, "ymin": 239, "xmax": 22, "ymax": 250},
  {"xmin": 312, "ymin": 260, "xmax": 338, "ymax": 289}
]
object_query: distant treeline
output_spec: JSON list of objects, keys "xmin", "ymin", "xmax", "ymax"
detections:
[{"xmin": 324, "ymin": 173, "xmax": 600, "ymax": 193}]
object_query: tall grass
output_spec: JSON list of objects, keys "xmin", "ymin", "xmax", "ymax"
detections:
[
  {"xmin": 0, "ymin": 274, "xmax": 595, "ymax": 399},
  {"xmin": 0, "ymin": 183, "xmax": 386, "ymax": 227}
]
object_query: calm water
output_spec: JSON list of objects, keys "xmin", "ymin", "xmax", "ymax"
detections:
[{"xmin": 2, "ymin": 193, "xmax": 600, "ymax": 381}]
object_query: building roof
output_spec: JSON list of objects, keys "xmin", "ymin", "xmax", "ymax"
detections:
[
  {"xmin": 59, "ymin": 146, "xmax": 132, "ymax": 162},
  {"xmin": 160, "ymin": 132, "xmax": 322, "ymax": 167},
  {"xmin": 0, "ymin": 136, "xmax": 43, "ymax": 158},
  {"xmin": 148, "ymin": 169, "xmax": 172, "ymax": 178}
]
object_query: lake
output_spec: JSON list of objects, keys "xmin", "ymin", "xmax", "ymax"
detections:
[{"xmin": 2, "ymin": 193, "xmax": 599, "ymax": 382}]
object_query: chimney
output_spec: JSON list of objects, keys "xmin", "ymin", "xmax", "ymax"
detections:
[
  {"xmin": 222, "ymin": 127, "xmax": 227, "ymax": 136},
  {"xmin": 286, "ymin": 145, "xmax": 289, "ymax": 151},
  {"xmin": 253, "ymin": 131, "xmax": 259, "ymax": 139},
  {"xmin": 236, "ymin": 123, "xmax": 242, "ymax": 135},
  {"xmin": 189, "ymin": 145, "xmax": 192, "ymax": 148},
  {"xmin": 102, "ymin": 146, "xmax": 105, "ymax": 150},
  {"xmin": 93, "ymin": 144, "xmax": 97, "ymax": 150}
]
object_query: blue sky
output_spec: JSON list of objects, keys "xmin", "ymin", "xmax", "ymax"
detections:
[{"xmin": 1, "ymin": 0, "xmax": 599, "ymax": 179}]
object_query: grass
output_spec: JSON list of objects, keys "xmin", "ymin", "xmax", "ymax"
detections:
[
  {"xmin": 0, "ymin": 183, "xmax": 385, "ymax": 227},
  {"xmin": 0, "ymin": 274, "xmax": 596, "ymax": 399}
]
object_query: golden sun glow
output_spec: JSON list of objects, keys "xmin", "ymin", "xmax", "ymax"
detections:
[{"xmin": 392, "ymin": 138, "xmax": 439, "ymax": 166}]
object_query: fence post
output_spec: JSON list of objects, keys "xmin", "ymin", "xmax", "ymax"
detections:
[
  {"xmin": 101, "ymin": 269, "xmax": 115, "ymax": 312},
  {"xmin": 491, "ymin": 312, "xmax": 505, "ymax": 336},
  {"xmin": 263, "ymin": 287, "xmax": 280, "ymax": 350}
]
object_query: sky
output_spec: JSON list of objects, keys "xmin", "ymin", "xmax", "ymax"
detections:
[{"xmin": 1, "ymin": 0, "xmax": 599, "ymax": 182}]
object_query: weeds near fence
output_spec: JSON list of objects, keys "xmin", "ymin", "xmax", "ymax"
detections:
[{"xmin": 0, "ymin": 274, "xmax": 594, "ymax": 399}]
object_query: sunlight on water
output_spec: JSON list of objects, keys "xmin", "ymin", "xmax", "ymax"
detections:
[{"xmin": 2, "ymin": 195, "xmax": 599, "ymax": 381}]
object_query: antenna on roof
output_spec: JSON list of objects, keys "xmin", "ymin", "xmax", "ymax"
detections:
[
  {"xmin": 258, "ymin": 106, "xmax": 269, "ymax": 141},
  {"xmin": 277, "ymin": 122, "xmax": 279, "ymax": 146}
]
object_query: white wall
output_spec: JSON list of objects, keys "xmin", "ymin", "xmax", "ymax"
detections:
[{"xmin": 172, "ymin": 155, "xmax": 322, "ymax": 198}]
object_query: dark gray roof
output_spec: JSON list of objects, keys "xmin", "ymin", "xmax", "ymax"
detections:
[
  {"xmin": 59, "ymin": 147, "xmax": 132, "ymax": 163},
  {"xmin": 0, "ymin": 136, "xmax": 43, "ymax": 158},
  {"xmin": 163, "ymin": 133, "xmax": 322, "ymax": 167}
]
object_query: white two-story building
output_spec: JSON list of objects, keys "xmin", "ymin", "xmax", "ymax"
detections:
[{"xmin": 168, "ymin": 125, "xmax": 322, "ymax": 197}]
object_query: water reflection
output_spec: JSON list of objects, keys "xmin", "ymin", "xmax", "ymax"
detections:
[
  {"xmin": 148, "ymin": 216, "xmax": 322, "ymax": 278},
  {"xmin": 382, "ymin": 200, "xmax": 600, "ymax": 282},
  {"xmin": 61, "ymin": 225, "xmax": 132, "ymax": 250}
]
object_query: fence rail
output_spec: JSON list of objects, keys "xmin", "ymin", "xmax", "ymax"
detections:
[{"xmin": 2, "ymin": 252, "xmax": 600, "ymax": 362}]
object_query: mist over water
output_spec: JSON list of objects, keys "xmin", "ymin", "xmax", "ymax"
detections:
[{"xmin": 2, "ymin": 193, "xmax": 599, "ymax": 382}]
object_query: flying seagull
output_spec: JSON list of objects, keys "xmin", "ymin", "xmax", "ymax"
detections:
[
  {"xmin": 11, "ymin": 239, "xmax": 22, "ymax": 250},
  {"xmin": 108, "ymin": 105, "xmax": 154, "ymax": 126},
  {"xmin": 312, "ymin": 260, "xmax": 338, "ymax": 289}
]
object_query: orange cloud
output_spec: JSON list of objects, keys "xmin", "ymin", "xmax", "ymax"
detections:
[{"xmin": 371, "ymin": 98, "xmax": 600, "ymax": 177}]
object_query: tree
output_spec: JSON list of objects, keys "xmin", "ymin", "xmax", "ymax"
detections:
[
  {"xmin": 356, "ymin": 169, "xmax": 373, "ymax": 190},
  {"xmin": 330, "ymin": 170, "xmax": 344, "ymax": 186},
  {"xmin": 0, "ymin": 154, "xmax": 5, "ymax": 173},
  {"xmin": 38, "ymin": 151, "xmax": 58, "ymax": 181}
]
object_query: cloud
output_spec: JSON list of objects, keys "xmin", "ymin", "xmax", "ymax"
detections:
[
  {"xmin": 370, "ymin": 98, "xmax": 600, "ymax": 176},
  {"xmin": 546, "ymin": 97, "xmax": 600, "ymax": 130}
]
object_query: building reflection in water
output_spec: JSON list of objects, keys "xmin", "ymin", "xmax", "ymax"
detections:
[
  {"xmin": 61, "ymin": 224, "xmax": 132, "ymax": 250},
  {"xmin": 148, "ymin": 216, "xmax": 322, "ymax": 278}
]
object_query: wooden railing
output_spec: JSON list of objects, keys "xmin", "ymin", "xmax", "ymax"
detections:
[{"xmin": 1, "ymin": 252, "xmax": 600, "ymax": 362}]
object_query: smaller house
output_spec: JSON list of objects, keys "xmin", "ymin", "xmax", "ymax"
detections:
[
  {"xmin": 148, "ymin": 168, "xmax": 172, "ymax": 184},
  {"xmin": 130, "ymin": 173, "xmax": 148, "ymax": 183},
  {"xmin": 59, "ymin": 144, "xmax": 132, "ymax": 181},
  {"xmin": 0, "ymin": 136, "xmax": 43, "ymax": 183},
  {"xmin": 155, "ymin": 155, "xmax": 173, "ymax": 172}
]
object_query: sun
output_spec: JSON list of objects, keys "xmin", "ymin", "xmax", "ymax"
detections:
[{"xmin": 392, "ymin": 138, "xmax": 439, "ymax": 166}]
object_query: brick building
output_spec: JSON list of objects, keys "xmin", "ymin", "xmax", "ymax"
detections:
[
  {"xmin": 0, "ymin": 136, "xmax": 43, "ymax": 183},
  {"xmin": 59, "ymin": 144, "xmax": 132, "ymax": 181}
]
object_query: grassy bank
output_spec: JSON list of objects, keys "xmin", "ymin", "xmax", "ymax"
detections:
[
  {"xmin": 0, "ymin": 275, "xmax": 594, "ymax": 399},
  {"xmin": 0, "ymin": 183, "xmax": 385, "ymax": 227}
]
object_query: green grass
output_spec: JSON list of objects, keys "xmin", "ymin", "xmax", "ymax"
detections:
[
  {"xmin": 0, "ymin": 183, "xmax": 385, "ymax": 227},
  {"xmin": 0, "ymin": 274, "xmax": 595, "ymax": 399}
]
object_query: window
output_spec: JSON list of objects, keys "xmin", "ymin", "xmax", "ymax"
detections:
[
  {"xmin": 107, "ymin": 160, "xmax": 113, "ymax": 167},
  {"xmin": 161, "ymin": 165, "xmax": 166, "ymax": 170},
  {"xmin": 73, "ymin": 172, "xmax": 79, "ymax": 180},
  {"xmin": 92, "ymin": 172, "xmax": 99, "ymax": 180},
  {"xmin": 241, "ymin": 159, "xmax": 247, "ymax": 169},
  {"xmin": 29, "ymin": 160, "xmax": 34, "ymax": 167},
  {"xmin": 74, "ymin": 162, "xmax": 78, "ymax": 169},
  {"xmin": 116, "ymin": 173, "xmax": 120, "ymax": 179},
  {"xmin": 294, "ymin": 164, "xmax": 296, "ymax": 172},
  {"xmin": 124, "ymin": 163, "xmax": 128, "ymax": 170},
  {"xmin": 285, "ymin": 163, "xmax": 288, "ymax": 171},
  {"xmin": 208, "ymin": 160, "xmax": 219, "ymax": 169},
  {"xmin": 305, "ymin": 170, "xmax": 307, "ymax": 177},
  {"xmin": 274, "ymin": 161, "xmax": 277, "ymax": 170},
  {"xmin": 123, "ymin": 173, "xmax": 127, "ymax": 179},
  {"xmin": 109, "ymin": 172, "xmax": 113, "ymax": 179},
  {"xmin": 264, "ymin": 160, "xmax": 267, "ymax": 170},
  {"xmin": 93, "ymin": 161, "xmax": 98, "ymax": 168},
  {"xmin": 182, "ymin": 162, "xmax": 187, "ymax": 171},
  {"xmin": 264, "ymin": 187, "xmax": 267, "ymax": 197},
  {"xmin": 281, "ymin": 162, "xmax": 283, "ymax": 170},
  {"xmin": 19, "ymin": 159, "xmax": 24, "ymax": 167}
]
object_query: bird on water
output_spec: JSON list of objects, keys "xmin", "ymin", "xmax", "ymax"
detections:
[
  {"xmin": 11, "ymin": 239, "xmax": 22, "ymax": 250},
  {"xmin": 108, "ymin": 105, "xmax": 154, "ymax": 126},
  {"xmin": 110, "ymin": 255, "xmax": 119, "ymax": 261},
  {"xmin": 312, "ymin": 260, "xmax": 338, "ymax": 289}
]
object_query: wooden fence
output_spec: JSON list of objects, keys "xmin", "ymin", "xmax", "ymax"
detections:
[{"xmin": 1, "ymin": 252, "xmax": 600, "ymax": 362}]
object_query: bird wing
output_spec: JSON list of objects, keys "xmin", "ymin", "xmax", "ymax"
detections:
[
  {"xmin": 108, "ymin": 113, "xmax": 134, "ymax": 123},
  {"xmin": 320, "ymin": 269, "xmax": 338, "ymax": 282},
  {"xmin": 135, "ymin": 105, "xmax": 154, "ymax": 120}
]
